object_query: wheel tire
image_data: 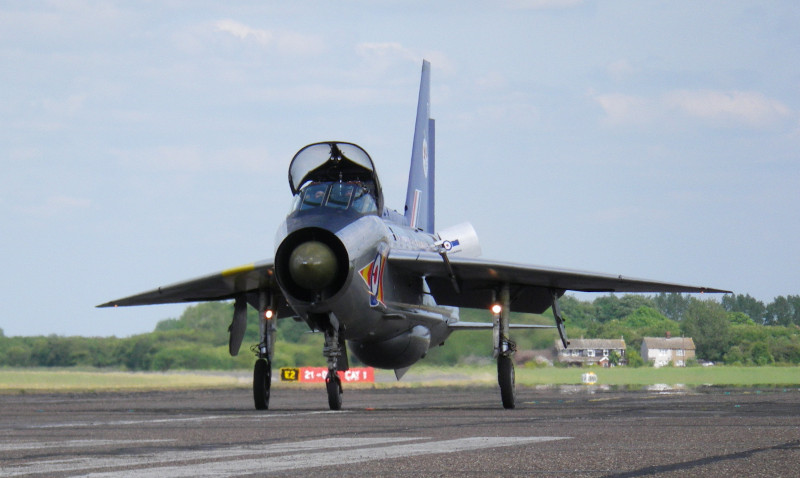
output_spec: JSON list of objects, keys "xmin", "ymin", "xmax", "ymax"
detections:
[
  {"xmin": 253, "ymin": 358, "xmax": 271, "ymax": 410},
  {"xmin": 326, "ymin": 372, "xmax": 343, "ymax": 411},
  {"xmin": 498, "ymin": 355, "xmax": 516, "ymax": 409}
]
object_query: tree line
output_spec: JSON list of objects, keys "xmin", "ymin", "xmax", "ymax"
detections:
[
  {"xmin": 0, "ymin": 293, "xmax": 798, "ymax": 370},
  {"xmin": 557, "ymin": 293, "xmax": 800, "ymax": 366}
]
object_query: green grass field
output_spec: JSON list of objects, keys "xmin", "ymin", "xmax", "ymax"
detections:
[
  {"xmin": 389, "ymin": 364, "xmax": 800, "ymax": 388},
  {"xmin": 1, "ymin": 365, "xmax": 797, "ymax": 393},
  {"xmin": 0, "ymin": 369, "xmax": 249, "ymax": 392},
  {"xmin": 515, "ymin": 365, "xmax": 799, "ymax": 387}
]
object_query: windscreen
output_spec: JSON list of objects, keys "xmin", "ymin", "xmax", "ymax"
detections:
[{"xmin": 292, "ymin": 182, "xmax": 378, "ymax": 215}]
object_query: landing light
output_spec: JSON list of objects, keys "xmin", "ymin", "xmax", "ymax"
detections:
[{"xmin": 491, "ymin": 304, "xmax": 502, "ymax": 315}]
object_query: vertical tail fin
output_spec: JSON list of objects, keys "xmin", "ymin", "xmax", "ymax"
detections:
[{"xmin": 404, "ymin": 60, "xmax": 435, "ymax": 232}]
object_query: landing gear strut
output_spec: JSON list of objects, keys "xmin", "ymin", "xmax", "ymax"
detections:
[
  {"xmin": 322, "ymin": 312, "xmax": 347, "ymax": 410},
  {"xmin": 253, "ymin": 291, "xmax": 276, "ymax": 410},
  {"xmin": 494, "ymin": 284, "xmax": 516, "ymax": 409}
]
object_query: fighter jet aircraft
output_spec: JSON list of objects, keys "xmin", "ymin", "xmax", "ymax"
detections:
[{"xmin": 99, "ymin": 61, "xmax": 729, "ymax": 410}]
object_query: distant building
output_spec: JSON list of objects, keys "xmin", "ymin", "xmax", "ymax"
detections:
[
  {"xmin": 641, "ymin": 336, "xmax": 695, "ymax": 367},
  {"xmin": 555, "ymin": 338, "xmax": 626, "ymax": 367},
  {"xmin": 514, "ymin": 349, "xmax": 555, "ymax": 366}
]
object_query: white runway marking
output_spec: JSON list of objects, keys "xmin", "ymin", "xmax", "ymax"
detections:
[
  {"xmin": 0, "ymin": 439, "xmax": 174, "ymax": 452},
  {"xmin": 2, "ymin": 436, "xmax": 569, "ymax": 477},
  {"xmin": 24, "ymin": 410, "xmax": 341, "ymax": 429},
  {"xmin": 1, "ymin": 437, "xmax": 415, "ymax": 477}
]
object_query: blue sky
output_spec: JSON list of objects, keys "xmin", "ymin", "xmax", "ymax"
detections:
[{"xmin": 2, "ymin": 1, "xmax": 798, "ymax": 337}]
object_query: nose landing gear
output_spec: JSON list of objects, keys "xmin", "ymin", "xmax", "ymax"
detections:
[
  {"xmin": 322, "ymin": 312, "xmax": 347, "ymax": 411},
  {"xmin": 326, "ymin": 372, "xmax": 343, "ymax": 410}
]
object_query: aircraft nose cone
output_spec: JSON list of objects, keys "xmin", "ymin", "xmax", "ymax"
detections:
[{"xmin": 288, "ymin": 241, "xmax": 338, "ymax": 291}]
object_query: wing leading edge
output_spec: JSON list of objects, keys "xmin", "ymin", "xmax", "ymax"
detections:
[
  {"xmin": 96, "ymin": 260, "xmax": 292, "ymax": 316},
  {"xmin": 388, "ymin": 250, "xmax": 730, "ymax": 315}
]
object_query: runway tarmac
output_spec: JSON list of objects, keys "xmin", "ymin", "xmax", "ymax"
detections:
[{"xmin": 1, "ymin": 385, "xmax": 798, "ymax": 477}]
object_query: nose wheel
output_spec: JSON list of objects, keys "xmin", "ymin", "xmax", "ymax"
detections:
[
  {"xmin": 326, "ymin": 371, "xmax": 343, "ymax": 410},
  {"xmin": 322, "ymin": 313, "xmax": 346, "ymax": 410}
]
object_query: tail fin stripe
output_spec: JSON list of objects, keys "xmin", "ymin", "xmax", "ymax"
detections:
[{"xmin": 410, "ymin": 189, "xmax": 421, "ymax": 229}]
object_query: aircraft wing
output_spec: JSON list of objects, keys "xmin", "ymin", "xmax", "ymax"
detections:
[
  {"xmin": 97, "ymin": 260, "xmax": 291, "ymax": 315},
  {"xmin": 387, "ymin": 250, "xmax": 730, "ymax": 315}
]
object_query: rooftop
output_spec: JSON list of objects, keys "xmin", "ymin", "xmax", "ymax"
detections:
[{"xmin": 642, "ymin": 337, "xmax": 696, "ymax": 350}]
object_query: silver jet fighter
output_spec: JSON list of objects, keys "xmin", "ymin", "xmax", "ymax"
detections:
[{"xmin": 99, "ymin": 61, "xmax": 729, "ymax": 410}]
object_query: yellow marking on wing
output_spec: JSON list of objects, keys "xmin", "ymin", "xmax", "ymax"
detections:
[{"xmin": 222, "ymin": 263, "xmax": 255, "ymax": 277}]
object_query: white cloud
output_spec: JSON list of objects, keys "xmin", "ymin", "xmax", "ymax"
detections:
[
  {"xmin": 18, "ymin": 195, "xmax": 91, "ymax": 217},
  {"xmin": 254, "ymin": 85, "xmax": 389, "ymax": 104},
  {"xmin": 594, "ymin": 89, "xmax": 794, "ymax": 129},
  {"xmin": 355, "ymin": 43, "xmax": 454, "ymax": 75},
  {"xmin": 664, "ymin": 90, "xmax": 792, "ymax": 128},
  {"xmin": 213, "ymin": 19, "xmax": 324, "ymax": 55},
  {"xmin": 505, "ymin": 0, "xmax": 585, "ymax": 9},
  {"xmin": 8, "ymin": 147, "xmax": 42, "ymax": 162},
  {"xmin": 593, "ymin": 93, "xmax": 654, "ymax": 126},
  {"xmin": 38, "ymin": 93, "xmax": 87, "ymax": 116},
  {"xmin": 356, "ymin": 42, "xmax": 419, "ymax": 63},
  {"xmin": 587, "ymin": 206, "xmax": 642, "ymax": 225},
  {"xmin": 215, "ymin": 19, "xmax": 272, "ymax": 45},
  {"xmin": 273, "ymin": 29, "xmax": 325, "ymax": 56},
  {"xmin": 473, "ymin": 103, "xmax": 540, "ymax": 127},
  {"xmin": 476, "ymin": 71, "xmax": 508, "ymax": 89},
  {"xmin": 112, "ymin": 146, "xmax": 278, "ymax": 174},
  {"xmin": 606, "ymin": 59, "xmax": 639, "ymax": 81}
]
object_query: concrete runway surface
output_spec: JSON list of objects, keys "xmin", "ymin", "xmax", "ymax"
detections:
[{"xmin": 1, "ymin": 385, "xmax": 798, "ymax": 477}]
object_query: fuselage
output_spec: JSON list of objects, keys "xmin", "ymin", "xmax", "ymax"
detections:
[
  {"xmin": 271, "ymin": 142, "xmax": 454, "ymax": 370},
  {"xmin": 274, "ymin": 204, "xmax": 451, "ymax": 369}
]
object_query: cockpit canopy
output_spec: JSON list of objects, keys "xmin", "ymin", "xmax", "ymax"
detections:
[{"xmin": 288, "ymin": 142, "xmax": 383, "ymax": 213}]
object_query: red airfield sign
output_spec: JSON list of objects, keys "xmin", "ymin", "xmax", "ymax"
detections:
[{"xmin": 280, "ymin": 367, "xmax": 374, "ymax": 383}]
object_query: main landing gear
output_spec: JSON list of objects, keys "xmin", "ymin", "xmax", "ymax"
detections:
[
  {"xmin": 492, "ymin": 286, "xmax": 568, "ymax": 410},
  {"xmin": 253, "ymin": 292, "xmax": 276, "ymax": 410},
  {"xmin": 253, "ymin": 357, "xmax": 271, "ymax": 410},
  {"xmin": 497, "ymin": 354, "xmax": 515, "ymax": 409},
  {"xmin": 494, "ymin": 284, "xmax": 516, "ymax": 409}
]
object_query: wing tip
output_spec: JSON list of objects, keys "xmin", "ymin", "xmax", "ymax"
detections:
[{"xmin": 699, "ymin": 287, "xmax": 734, "ymax": 294}]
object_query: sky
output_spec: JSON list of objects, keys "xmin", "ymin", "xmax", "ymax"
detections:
[{"xmin": 1, "ymin": 1, "xmax": 798, "ymax": 337}]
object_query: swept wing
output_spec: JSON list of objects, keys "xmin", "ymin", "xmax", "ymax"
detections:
[
  {"xmin": 97, "ymin": 260, "xmax": 291, "ymax": 316},
  {"xmin": 388, "ymin": 250, "xmax": 730, "ymax": 315}
]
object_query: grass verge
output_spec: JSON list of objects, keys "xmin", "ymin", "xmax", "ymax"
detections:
[
  {"xmin": 0, "ymin": 368, "xmax": 249, "ymax": 393},
  {"xmin": 1, "ymin": 365, "xmax": 797, "ymax": 393},
  {"xmin": 514, "ymin": 365, "xmax": 800, "ymax": 387},
  {"xmin": 377, "ymin": 365, "xmax": 800, "ymax": 388}
]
